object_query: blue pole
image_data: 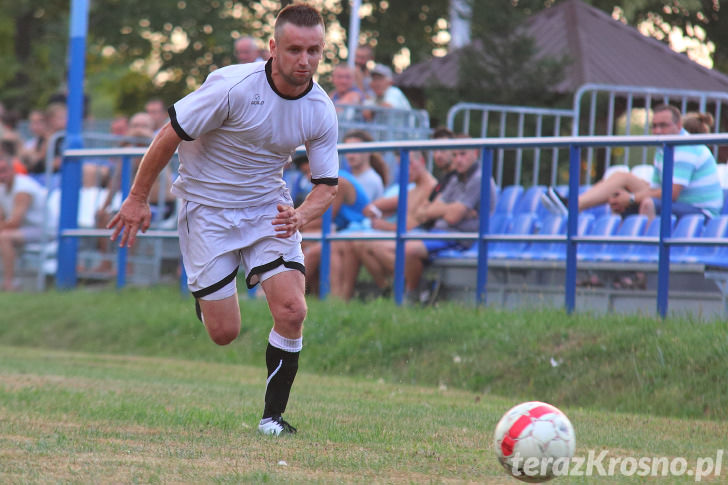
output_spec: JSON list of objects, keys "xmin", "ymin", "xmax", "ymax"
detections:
[
  {"xmin": 318, "ymin": 207, "xmax": 332, "ymax": 298},
  {"xmin": 115, "ymin": 156, "xmax": 131, "ymax": 289},
  {"xmin": 56, "ymin": 0, "xmax": 89, "ymax": 289},
  {"xmin": 657, "ymin": 144, "xmax": 674, "ymax": 318},
  {"xmin": 564, "ymin": 145, "xmax": 581, "ymax": 314},
  {"xmin": 475, "ymin": 149, "xmax": 493, "ymax": 305},
  {"xmin": 393, "ymin": 149, "xmax": 410, "ymax": 305}
]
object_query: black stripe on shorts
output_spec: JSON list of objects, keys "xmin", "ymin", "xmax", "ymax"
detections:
[{"xmin": 245, "ymin": 256, "xmax": 305, "ymax": 289}]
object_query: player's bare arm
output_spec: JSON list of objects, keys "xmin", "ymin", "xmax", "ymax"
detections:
[
  {"xmin": 273, "ymin": 183, "xmax": 337, "ymax": 238},
  {"xmin": 108, "ymin": 123, "xmax": 182, "ymax": 247}
]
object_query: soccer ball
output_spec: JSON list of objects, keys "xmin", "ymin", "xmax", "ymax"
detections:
[{"xmin": 493, "ymin": 401, "xmax": 575, "ymax": 483}]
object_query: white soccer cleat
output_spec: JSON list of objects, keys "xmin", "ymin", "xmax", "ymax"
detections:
[{"xmin": 258, "ymin": 415, "xmax": 297, "ymax": 436}]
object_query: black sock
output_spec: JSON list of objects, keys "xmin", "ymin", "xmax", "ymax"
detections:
[{"xmin": 263, "ymin": 343, "xmax": 300, "ymax": 419}]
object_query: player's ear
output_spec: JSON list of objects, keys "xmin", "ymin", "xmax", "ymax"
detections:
[{"xmin": 269, "ymin": 38, "xmax": 276, "ymax": 58}]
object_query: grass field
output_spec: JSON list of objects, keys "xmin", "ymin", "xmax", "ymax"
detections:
[{"xmin": 1, "ymin": 286, "xmax": 727, "ymax": 483}]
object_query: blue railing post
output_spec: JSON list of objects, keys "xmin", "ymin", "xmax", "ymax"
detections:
[
  {"xmin": 56, "ymin": 0, "xmax": 89, "ymax": 289},
  {"xmin": 393, "ymin": 149, "xmax": 411, "ymax": 305},
  {"xmin": 318, "ymin": 207, "xmax": 332, "ymax": 299},
  {"xmin": 564, "ymin": 145, "xmax": 581, "ymax": 314},
  {"xmin": 657, "ymin": 144, "xmax": 674, "ymax": 318},
  {"xmin": 476, "ymin": 148, "xmax": 493, "ymax": 305},
  {"xmin": 115, "ymin": 156, "xmax": 131, "ymax": 288}
]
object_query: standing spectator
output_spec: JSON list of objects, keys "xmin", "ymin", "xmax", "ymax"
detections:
[
  {"xmin": 108, "ymin": 4, "xmax": 338, "ymax": 437},
  {"xmin": 109, "ymin": 115, "xmax": 129, "ymax": 137},
  {"xmin": 0, "ymin": 149, "xmax": 46, "ymax": 291},
  {"xmin": 329, "ymin": 64, "xmax": 365, "ymax": 119},
  {"xmin": 144, "ymin": 99, "xmax": 169, "ymax": 134},
  {"xmin": 342, "ymin": 129, "xmax": 387, "ymax": 201},
  {"xmin": 234, "ymin": 36, "xmax": 263, "ymax": 64},
  {"xmin": 353, "ymin": 44, "xmax": 375, "ymax": 100},
  {"xmin": 365, "ymin": 64, "xmax": 411, "ymax": 111}
]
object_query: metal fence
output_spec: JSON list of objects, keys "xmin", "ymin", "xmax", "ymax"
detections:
[
  {"xmin": 57, "ymin": 133, "xmax": 728, "ymax": 319},
  {"xmin": 447, "ymin": 84, "xmax": 728, "ymax": 187}
]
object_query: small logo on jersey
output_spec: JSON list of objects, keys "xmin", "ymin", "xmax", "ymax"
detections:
[{"xmin": 251, "ymin": 94, "xmax": 264, "ymax": 105}]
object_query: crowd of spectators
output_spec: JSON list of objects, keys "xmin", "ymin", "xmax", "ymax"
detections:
[{"xmin": 1, "ymin": 42, "xmax": 716, "ymax": 304}]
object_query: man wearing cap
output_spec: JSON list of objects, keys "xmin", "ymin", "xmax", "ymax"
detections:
[{"xmin": 366, "ymin": 63, "xmax": 412, "ymax": 112}]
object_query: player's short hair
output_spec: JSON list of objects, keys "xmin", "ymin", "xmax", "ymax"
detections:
[{"xmin": 274, "ymin": 4, "xmax": 325, "ymax": 41}]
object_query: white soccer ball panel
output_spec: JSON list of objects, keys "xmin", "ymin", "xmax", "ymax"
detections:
[{"xmin": 493, "ymin": 401, "xmax": 576, "ymax": 483}]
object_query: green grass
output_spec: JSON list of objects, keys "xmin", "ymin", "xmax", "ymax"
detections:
[
  {"xmin": 1, "ymin": 346, "xmax": 726, "ymax": 484},
  {"xmin": 1, "ymin": 286, "xmax": 726, "ymax": 420},
  {"xmin": 1, "ymin": 285, "xmax": 727, "ymax": 483}
]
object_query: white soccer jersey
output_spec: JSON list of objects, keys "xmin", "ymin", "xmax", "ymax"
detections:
[{"xmin": 169, "ymin": 59, "xmax": 339, "ymax": 208}]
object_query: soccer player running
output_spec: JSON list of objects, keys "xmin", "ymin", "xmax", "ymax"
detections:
[{"xmin": 108, "ymin": 4, "xmax": 339, "ymax": 436}]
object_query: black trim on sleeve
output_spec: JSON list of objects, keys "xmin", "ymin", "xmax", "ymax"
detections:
[
  {"xmin": 168, "ymin": 105, "xmax": 194, "ymax": 141},
  {"xmin": 312, "ymin": 177, "xmax": 339, "ymax": 186},
  {"xmin": 246, "ymin": 256, "xmax": 305, "ymax": 289},
  {"xmin": 191, "ymin": 266, "xmax": 239, "ymax": 299}
]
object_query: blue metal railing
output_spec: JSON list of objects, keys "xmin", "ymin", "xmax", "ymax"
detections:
[{"xmin": 62, "ymin": 132, "xmax": 728, "ymax": 317}]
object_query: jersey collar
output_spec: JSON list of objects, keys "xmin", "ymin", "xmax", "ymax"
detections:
[{"xmin": 265, "ymin": 58, "xmax": 314, "ymax": 100}]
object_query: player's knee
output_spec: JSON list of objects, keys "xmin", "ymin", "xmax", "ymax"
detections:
[
  {"xmin": 273, "ymin": 297, "xmax": 307, "ymax": 329},
  {"xmin": 208, "ymin": 325, "xmax": 240, "ymax": 346}
]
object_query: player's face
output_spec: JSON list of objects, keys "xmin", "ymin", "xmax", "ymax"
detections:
[{"xmin": 271, "ymin": 23, "xmax": 324, "ymax": 94}]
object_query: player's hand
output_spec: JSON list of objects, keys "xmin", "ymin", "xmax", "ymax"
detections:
[
  {"xmin": 108, "ymin": 195, "xmax": 151, "ymax": 247},
  {"xmin": 273, "ymin": 204, "xmax": 303, "ymax": 238}
]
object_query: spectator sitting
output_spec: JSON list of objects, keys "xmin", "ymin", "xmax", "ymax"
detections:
[
  {"xmin": 0, "ymin": 149, "xmax": 47, "ymax": 291},
  {"xmin": 298, "ymin": 153, "xmax": 370, "ymax": 297},
  {"xmin": 541, "ymin": 104, "xmax": 723, "ymax": 221},
  {"xmin": 342, "ymin": 129, "xmax": 388, "ymax": 202},
  {"xmin": 90, "ymin": 112, "xmax": 174, "ymax": 274},
  {"xmin": 682, "ymin": 111, "xmax": 714, "ymax": 135},
  {"xmin": 285, "ymin": 154, "xmax": 314, "ymax": 208},
  {"xmin": 20, "ymin": 109, "xmax": 48, "ymax": 172},
  {"xmin": 337, "ymin": 150, "xmax": 437, "ymax": 298},
  {"xmin": 403, "ymin": 140, "xmax": 489, "ymax": 302},
  {"xmin": 1, "ymin": 138, "xmax": 28, "ymax": 175}
]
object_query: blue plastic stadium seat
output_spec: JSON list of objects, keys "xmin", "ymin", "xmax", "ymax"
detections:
[
  {"xmin": 620, "ymin": 215, "xmax": 675, "ymax": 263},
  {"xmin": 532, "ymin": 213, "xmax": 595, "ymax": 261},
  {"xmin": 577, "ymin": 214, "xmax": 622, "ymax": 261},
  {"xmin": 493, "ymin": 185, "xmax": 524, "ymax": 216},
  {"xmin": 489, "ymin": 213, "xmax": 538, "ymax": 259},
  {"xmin": 672, "ymin": 215, "xmax": 728, "ymax": 264},
  {"xmin": 519, "ymin": 214, "xmax": 566, "ymax": 260},
  {"xmin": 513, "ymin": 185, "xmax": 546, "ymax": 215},
  {"xmin": 590, "ymin": 214, "xmax": 648, "ymax": 262},
  {"xmin": 722, "ymin": 189, "xmax": 728, "ymax": 215},
  {"xmin": 433, "ymin": 214, "xmax": 511, "ymax": 259},
  {"xmin": 666, "ymin": 214, "xmax": 706, "ymax": 262}
]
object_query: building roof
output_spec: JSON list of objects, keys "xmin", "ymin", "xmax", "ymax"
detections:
[{"xmin": 395, "ymin": 0, "xmax": 728, "ymax": 93}]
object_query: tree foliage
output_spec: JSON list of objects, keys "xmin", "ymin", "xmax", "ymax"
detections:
[{"xmin": 0, "ymin": 0, "xmax": 726, "ymax": 119}]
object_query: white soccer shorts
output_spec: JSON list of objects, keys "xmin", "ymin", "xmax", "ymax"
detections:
[{"xmin": 178, "ymin": 199, "xmax": 305, "ymax": 301}]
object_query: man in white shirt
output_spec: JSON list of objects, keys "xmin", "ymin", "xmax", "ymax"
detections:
[
  {"xmin": 109, "ymin": 4, "xmax": 339, "ymax": 437},
  {"xmin": 367, "ymin": 63, "xmax": 412, "ymax": 110},
  {"xmin": 0, "ymin": 150, "xmax": 46, "ymax": 291}
]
